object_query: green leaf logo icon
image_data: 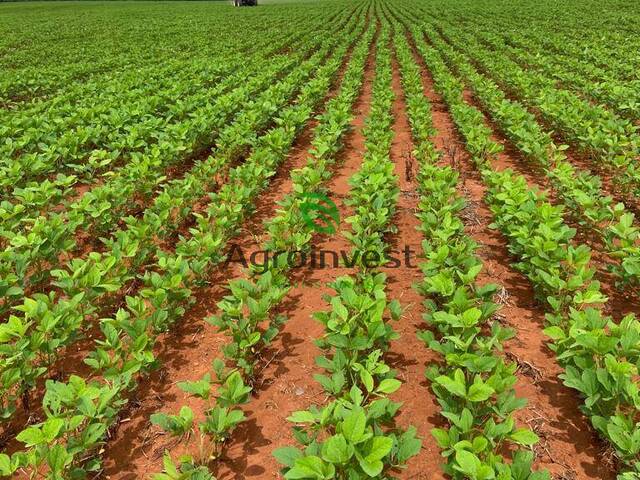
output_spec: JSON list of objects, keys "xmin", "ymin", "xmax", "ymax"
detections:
[{"xmin": 299, "ymin": 192, "xmax": 340, "ymax": 234}]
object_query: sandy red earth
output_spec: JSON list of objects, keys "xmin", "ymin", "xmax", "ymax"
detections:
[
  {"xmin": 3, "ymin": 19, "xmax": 631, "ymax": 480},
  {"xmin": 93, "ymin": 33, "xmax": 621, "ymax": 480}
]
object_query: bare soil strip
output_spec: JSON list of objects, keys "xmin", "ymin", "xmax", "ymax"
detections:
[
  {"xmin": 100, "ymin": 23, "xmax": 377, "ymax": 479},
  {"xmin": 215, "ymin": 28, "xmax": 379, "ymax": 480},
  {"xmin": 402, "ymin": 25, "xmax": 617, "ymax": 480},
  {"xmin": 100, "ymin": 105, "xmax": 333, "ymax": 479},
  {"xmin": 381, "ymin": 52, "xmax": 443, "ymax": 479},
  {"xmin": 459, "ymin": 78, "xmax": 640, "ymax": 321},
  {"xmin": 418, "ymin": 25, "xmax": 640, "ymax": 325}
]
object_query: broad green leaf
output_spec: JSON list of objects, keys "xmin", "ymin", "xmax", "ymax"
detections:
[
  {"xmin": 42, "ymin": 418, "xmax": 64, "ymax": 442},
  {"xmin": 365, "ymin": 436, "xmax": 393, "ymax": 461},
  {"xmin": 321, "ymin": 434, "xmax": 352, "ymax": 464},
  {"xmin": 342, "ymin": 408, "xmax": 367, "ymax": 444},
  {"xmin": 358, "ymin": 457, "xmax": 383, "ymax": 477},
  {"xmin": 288, "ymin": 410, "xmax": 316, "ymax": 424},
  {"xmin": 468, "ymin": 383, "xmax": 494, "ymax": 402},
  {"xmin": 454, "ymin": 449, "xmax": 480, "ymax": 477},
  {"xmin": 16, "ymin": 426, "xmax": 44, "ymax": 447},
  {"xmin": 0, "ymin": 454, "xmax": 13, "ymax": 475},
  {"xmin": 273, "ymin": 446, "xmax": 303, "ymax": 467},
  {"xmin": 285, "ymin": 455, "xmax": 334, "ymax": 479},
  {"xmin": 435, "ymin": 374, "xmax": 466, "ymax": 398},
  {"xmin": 510, "ymin": 428, "xmax": 539, "ymax": 446},
  {"xmin": 359, "ymin": 369, "xmax": 374, "ymax": 393},
  {"xmin": 376, "ymin": 378, "xmax": 401, "ymax": 394},
  {"xmin": 431, "ymin": 428, "xmax": 450, "ymax": 448}
]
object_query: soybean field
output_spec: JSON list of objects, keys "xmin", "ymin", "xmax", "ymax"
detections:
[{"xmin": 1, "ymin": 1, "xmax": 640, "ymax": 479}]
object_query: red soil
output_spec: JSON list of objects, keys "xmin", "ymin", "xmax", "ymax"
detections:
[
  {"xmin": 459, "ymin": 165, "xmax": 617, "ymax": 480},
  {"xmin": 100, "ymin": 114, "xmax": 332, "ymax": 479},
  {"xmin": 101, "ymin": 29, "xmax": 377, "ymax": 480},
  {"xmin": 214, "ymin": 33, "xmax": 376, "ymax": 480},
  {"xmin": 7, "ymin": 21, "xmax": 629, "ymax": 480},
  {"xmin": 459, "ymin": 88, "xmax": 640, "ymax": 321},
  {"xmin": 407, "ymin": 29, "xmax": 617, "ymax": 480},
  {"xmin": 381, "ymin": 53, "xmax": 443, "ymax": 479}
]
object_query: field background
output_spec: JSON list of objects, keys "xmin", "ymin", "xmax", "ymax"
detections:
[{"xmin": 1, "ymin": 0, "xmax": 640, "ymax": 479}]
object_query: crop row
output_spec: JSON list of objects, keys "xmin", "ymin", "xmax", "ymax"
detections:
[
  {"xmin": 425, "ymin": 8, "xmax": 640, "ymax": 118},
  {"xmin": 0, "ymin": 4, "xmax": 364, "ymax": 315},
  {"xmin": 386, "ymin": 10, "xmax": 549, "ymax": 480},
  {"xmin": 275, "ymin": 20, "xmax": 421, "ymax": 479},
  {"xmin": 149, "ymin": 10, "xmax": 377, "ymax": 478},
  {"xmin": 0, "ymin": 9, "xmax": 356, "ymax": 202},
  {"xmin": 0, "ymin": 13, "xmax": 370, "ymax": 478},
  {"xmin": 432, "ymin": 21, "xmax": 640, "ymax": 200},
  {"xmin": 390, "ymin": 7, "xmax": 640, "ymax": 476},
  {"xmin": 417, "ymin": 0, "xmax": 640, "ymax": 81},
  {"xmin": 421, "ymin": 26, "xmax": 640, "ymax": 290},
  {"xmin": 0, "ymin": 3, "xmax": 344, "ymax": 105}
]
